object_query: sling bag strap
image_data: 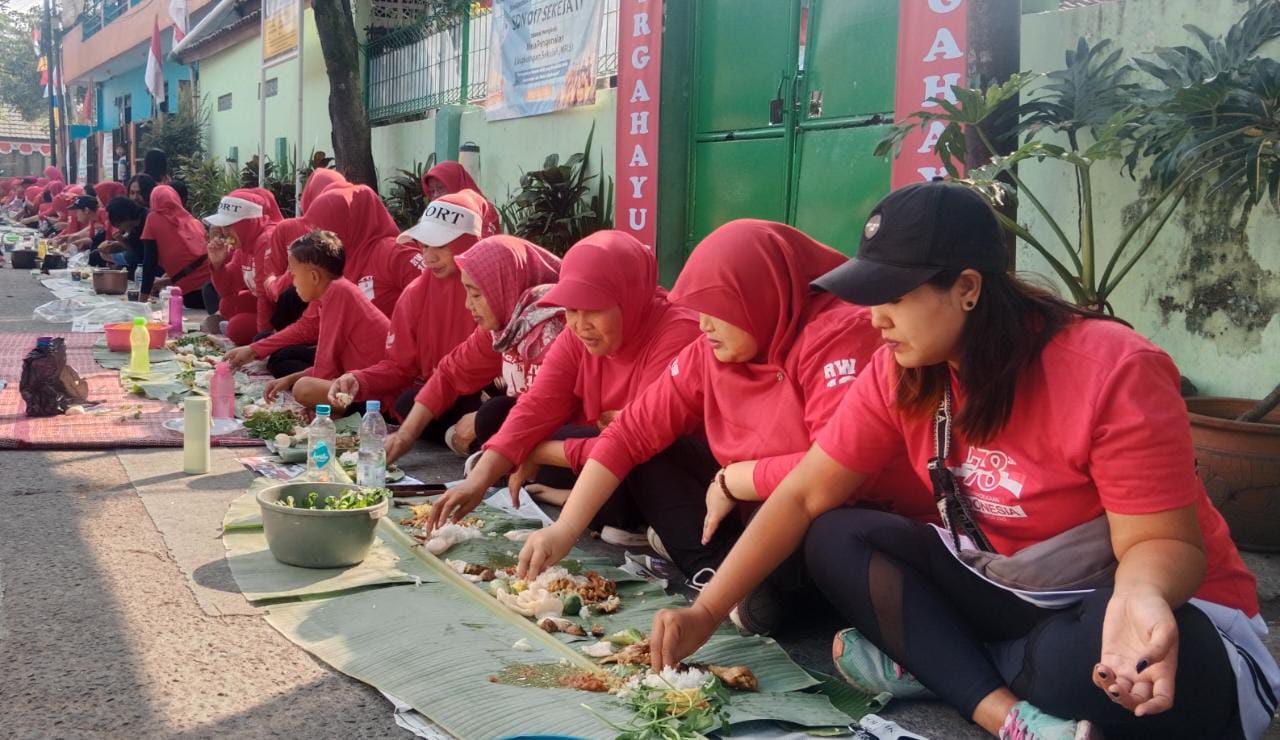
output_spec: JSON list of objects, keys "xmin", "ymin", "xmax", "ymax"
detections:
[
  {"xmin": 171, "ymin": 253, "xmax": 208, "ymax": 285},
  {"xmin": 926, "ymin": 382, "xmax": 997, "ymax": 553}
]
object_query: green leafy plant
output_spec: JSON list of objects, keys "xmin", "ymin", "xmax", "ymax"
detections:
[
  {"xmin": 139, "ymin": 98, "xmax": 211, "ymax": 164},
  {"xmin": 239, "ymin": 154, "xmax": 299, "ymax": 217},
  {"xmin": 878, "ymin": 0, "xmax": 1280, "ymax": 420},
  {"xmin": 500, "ymin": 121, "xmax": 614, "ymax": 256},
  {"xmin": 382, "ymin": 154, "xmax": 436, "ymax": 229},
  {"xmin": 171, "ymin": 155, "xmax": 239, "ymax": 219}
]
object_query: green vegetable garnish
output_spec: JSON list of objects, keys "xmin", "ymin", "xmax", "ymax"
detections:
[
  {"xmin": 244, "ymin": 409, "xmax": 304, "ymax": 440},
  {"xmin": 605, "ymin": 628, "xmax": 646, "ymax": 647},
  {"xmin": 276, "ymin": 486, "xmax": 391, "ymax": 510},
  {"xmin": 562, "ymin": 593, "xmax": 583, "ymax": 617}
]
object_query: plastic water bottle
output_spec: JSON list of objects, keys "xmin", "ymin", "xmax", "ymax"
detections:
[
  {"xmin": 357, "ymin": 400, "xmax": 388, "ymax": 486},
  {"xmin": 168, "ymin": 286, "xmax": 184, "ymax": 337},
  {"xmin": 210, "ymin": 361, "xmax": 235, "ymax": 420},
  {"xmin": 128, "ymin": 316, "xmax": 150, "ymax": 374},
  {"xmin": 159, "ymin": 286, "xmax": 171, "ymax": 323},
  {"xmin": 306, "ymin": 404, "xmax": 337, "ymax": 482}
]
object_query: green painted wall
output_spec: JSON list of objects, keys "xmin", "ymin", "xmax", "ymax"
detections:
[
  {"xmin": 200, "ymin": 8, "xmax": 333, "ymax": 174},
  {"xmin": 1019, "ymin": 0, "xmax": 1280, "ymax": 399}
]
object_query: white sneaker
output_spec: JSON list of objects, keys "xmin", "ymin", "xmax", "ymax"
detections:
[
  {"xmin": 645, "ymin": 526, "xmax": 671, "ymax": 560},
  {"xmin": 857, "ymin": 714, "xmax": 929, "ymax": 739},
  {"xmin": 600, "ymin": 526, "xmax": 649, "ymax": 548},
  {"xmin": 462, "ymin": 450, "xmax": 483, "ymax": 477},
  {"xmin": 443, "ymin": 425, "xmax": 469, "ymax": 456}
]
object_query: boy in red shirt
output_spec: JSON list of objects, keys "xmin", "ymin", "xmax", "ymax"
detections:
[{"xmin": 263, "ymin": 230, "xmax": 390, "ymax": 412}]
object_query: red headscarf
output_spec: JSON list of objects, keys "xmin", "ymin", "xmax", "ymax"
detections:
[
  {"xmin": 141, "ymin": 184, "xmax": 211, "ymax": 293},
  {"xmin": 23, "ymin": 186, "xmax": 41, "ymax": 204},
  {"xmin": 670, "ymin": 219, "xmax": 848, "ymax": 365},
  {"xmin": 222, "ymin": 188, "xmax": 283, "ymax": 258},
  {"xmin": 44, "ymin": 165, "xmax": 63, "ymax": 182},
  {"xmin": 47, "ymin": 181, "xmax": 65, "ymax": 198},
  {"xmin": 261, "ymin": 217, "xmax": 312, "ymax": 300},
  {"xmin": 422, "ymin": 161, "xmax": 480, "ymax": 197},
  {"xmin": 454, "ymin": 235, "xmax": 561, "ymax": 327},
  {"xmin": 299, "ymin": 168, "xmax": 347, "ymax": 214},
  {"xmin": 304, "ymin": 184, "xmax": 401, "ymax": 279},
  {"xmin": 540, "ymin": 230, "xmax": 670, "ymax": 361},
  {"xmin": 94, "ymin": 182, "xmax": 127, "ymax": 238}
]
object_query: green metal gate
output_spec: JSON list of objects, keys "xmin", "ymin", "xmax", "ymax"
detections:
[{"xmin": 686, "ymin": 0, "xmax": 898, "ymax": 255}]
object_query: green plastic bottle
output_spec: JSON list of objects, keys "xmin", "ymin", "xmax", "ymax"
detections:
[{"xmin": 128, "ymin": 316, "xmax": 150, "ymax": 374}]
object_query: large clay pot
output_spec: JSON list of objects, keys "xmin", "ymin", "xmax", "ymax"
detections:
[{"xmin": 1186, "ymin": 397, "xmax": 1280, "ymax": 552}]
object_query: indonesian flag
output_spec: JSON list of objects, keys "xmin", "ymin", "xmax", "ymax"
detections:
[
  {"xmin": 145, "ymin": 15, "xmax": 166, "ymax": 105},
  {"xmin": 169, "ymin": 0, "xmax": 189, "ymax": 42},
  {"xmin": 79, "ymin": 85, "xmax": 94, "ymax": 125}
]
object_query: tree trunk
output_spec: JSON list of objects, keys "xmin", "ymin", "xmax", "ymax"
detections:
[
  {"xmin": 312, "ymin": 0, "xmax": 378, "ymax": 190},
  {"xmin": 966, "ymin": 0, "xmax": 1020, "ymax": 263}
]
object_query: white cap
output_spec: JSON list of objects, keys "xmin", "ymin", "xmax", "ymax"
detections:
[
  {"xmin": 204, "ymin": 196, "xmax": 264, "ymax": 227},
  {"xmin": 396, "ymin": 198, "xmax": 483, "ymax": 247}
]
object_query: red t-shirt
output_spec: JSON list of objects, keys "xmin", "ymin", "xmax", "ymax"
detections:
[
  {"xmin": 304, "ymin": 277, "xmax": 390, "ymax": 382},
  {"xmin": 816, "ymin": 319, "xmax": 1259, "ymax": 616}
]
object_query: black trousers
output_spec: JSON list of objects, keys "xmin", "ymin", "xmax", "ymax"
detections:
[
  {"xmin": 392, "ymin": 382, "xmax": 483, "ymax": 446},
  {"xmin": 266, "ymin": 344, "xmax": 316, "ymax": 378},
  {"xmin": 472, "ymin": 392, "xmax": 743, "ymax": 581},
  {"xmin": 804, "ymin": 509, "xmax": 1242, "ymax": 739},
  {"xmin": 270, "ymin": 286, "xmax": 307, "ymax": 331}
]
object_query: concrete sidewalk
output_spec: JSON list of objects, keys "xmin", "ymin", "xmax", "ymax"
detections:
[{"xmin": 1, "ymin": 267, "xmax": 1275, "ymax": 739}]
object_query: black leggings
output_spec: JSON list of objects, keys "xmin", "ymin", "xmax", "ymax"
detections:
[
  {"xmin": 267, "ymin": 344, "xmax": 316, "ymax": 378},
  {"xmin": 803, "ymin": 509, "xmax": 1241, "ymax": 739},
  {"xmin": 392, "ymin": 382, "xmax": 483, "ymax": 445},
  {"xmin": 271, "ymin": 286, "xmax": 307, "ymax": 331},
  {"xmin": 472, "ymin": 393, "xmax": 743, "ymax": 581}
]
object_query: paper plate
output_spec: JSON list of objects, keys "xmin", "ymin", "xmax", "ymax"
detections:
[{"xmin": 163, "ymin": 417, "xmax": 245, "ymax": 436}]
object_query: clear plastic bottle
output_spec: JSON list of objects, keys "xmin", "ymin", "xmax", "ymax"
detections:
[
  {"xmin": 357, "ymin": 400, "xmax": 388, "ymax": 486},
  {"xmin": 128, "ymin": 316, "xmax": 150, "ymax": 374},
  {"xmin": 158, "ymin": 286, "xmax": 171, "ymax": 325},
  {"xmin": 210, "ymin": 361, "xmax": 236, "ymax": 420},
  {"xmin": 306, "ymin": 404, "xmax": 337, "ymax": 482}
]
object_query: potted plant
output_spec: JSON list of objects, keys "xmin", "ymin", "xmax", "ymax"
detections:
[{"xmin": 877, "ymin": 0, "xmax": 1280, "ymax": 549}]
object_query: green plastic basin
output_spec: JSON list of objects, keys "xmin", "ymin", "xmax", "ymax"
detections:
[{"xmin": 256, "ymin": 482, "xmax": 390, "ymax": 568}]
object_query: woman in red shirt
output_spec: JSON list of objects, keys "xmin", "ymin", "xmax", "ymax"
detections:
[
  {"xmin": 516, "ymin": 220, "xmax": 934, "ymax": 590},
  {"xmin": 139, "ymin": 185, "xmax": 213, "ymax": 307},
  {"xmin": 375, "ymin": 234, "xmax": 564, "ymax": 457},
  {"xmin": 424, "ymin": 232, "xmax": 705, "ymax": 555},
  {"xmin": 204, "ymin": 189, "xmax": 283, "ymax": 346},
  {"xmin": 328, "ymin": 190, "xmax": 497, "ymax": 440},
  {"xmin": 648, "ymin": 183, "xmax": 1278, "ymax": 740}
]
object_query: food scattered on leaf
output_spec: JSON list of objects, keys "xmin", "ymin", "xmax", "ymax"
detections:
[{"xmin": 244, "ymin": 409, "xmax": 304, "ymax": 440}]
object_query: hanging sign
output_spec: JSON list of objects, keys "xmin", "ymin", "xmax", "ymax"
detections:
[
  {"xmin": 77, "ymin": 140, "xmax": 88, "ymax": 184},
  {"xmin": 615, "ymin": 0, "xmax": 662, "ymax": 248},
  {"xmin": 262, "ymin": 0, "xmax": 301, "ymax": 65},
  {"xmin": 101, "ymin": 132, "xmax": 114, "ymax": 181},
  {"xmin": 891, "ymin": 0, "xmax": 968, "ymax": 188},
  {"xmin": 485, "ymin": 0, "xmax": 604, "ymax": 121}
]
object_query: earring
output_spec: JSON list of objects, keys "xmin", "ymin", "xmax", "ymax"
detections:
[{"xmin": 964, "ymin": 301, "xmax": 975, "ymax": 310}]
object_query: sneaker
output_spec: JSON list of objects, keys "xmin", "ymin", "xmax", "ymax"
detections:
[
  {"xmin": 645, "ymin": 526, "xmax": 672, "ymax": 560},
  {"xmin": 600, "ymin": 526, "xmax": 649, "ymax": 548},
  {"xmin": 728, "ymin": 580, "xmax": 783, "ymax": 636},
  {"xmin": 831, "ymin": 627, "xmax": 932, "ymax": 700},
  {"xmin": 856, "ymin": 714, "xmax": 928, "ymax": 740},
  {"xmin": 462, "ymin": 450, "xmax": 483, "ymax": 477},
  {"xmin": 999, "ymin": 701, "xmax": 1099, "ymax": 740},
  {"xmin": 443, "ymin": 425, "xmax": 469, "ymax": 457}
]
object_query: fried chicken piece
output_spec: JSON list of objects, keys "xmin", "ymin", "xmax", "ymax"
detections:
[
  {"xmin": 599, "ymin": 640, "xmax": 650, "ymax": 665},
  {"xmin": 705, "ymin": 664, "xmax": 758, "ymax": 692}
]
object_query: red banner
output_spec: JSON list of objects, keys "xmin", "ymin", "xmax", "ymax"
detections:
[
  {"xmin": 616, "ymin": 0, "xmax": 663, "ymax": 249},
  {"xmin": 892, "ymin": 0, "xmax": 968, "ymax": 189},
  {"xmin": 0, "ymin": 141, "xmax": 52, "ymax": 156}
]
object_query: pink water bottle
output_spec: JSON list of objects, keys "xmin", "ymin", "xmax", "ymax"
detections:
[
  {"xmin": 210, "ymin": 361, "xmax": 236, "ymax": 420},
  {"xmin": 168, "ymin": 286, "xmax": 184, "ymax": 337}
]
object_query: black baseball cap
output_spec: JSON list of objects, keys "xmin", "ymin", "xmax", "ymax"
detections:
[
  {"xmin": 812, "ymin": 181, "xmax": 1007, "ymax": 306},
  {"xmin": 69, "ymin": 195, "xmax": 99, "ymax": 211}
]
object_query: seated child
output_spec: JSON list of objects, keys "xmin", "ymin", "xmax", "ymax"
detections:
[{"xmin": 263, "ymin": 230, "xmax": 391, "ymax": 412}]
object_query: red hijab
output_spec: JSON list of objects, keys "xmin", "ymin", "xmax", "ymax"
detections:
[
  {"xmin": 454, "ymin": 235, "xmax": 561, "ymax": 327},
  {"xmin": 540, "ymin": 230, "xmax": 670, "ymax": 362},
  {"xmin": 261, "ymin": 217, "xmax": 312, "ymax": 300},
  {"xmin": 670, "ymin": 219, "xmax": 848, "ymax": 365},
  {"xmin": 43, "ymin": 166, "xmax": 63, "ymax": 182},
  {"xmin": 299, "ymin": 168, "xmax": 347, "ymax": 214},
  {"xmin": 141, "ymin": 184, "xmax": 210, "ymax": 292},
  {"xmin": 223, "ymin": 188, "xmax": 283, "ymax": 257},
  {"xmin": 94, "ymin": 182, "xmax": 127, "ymax": 238},
  {"xmin": 23, "ymin": 186, "xmax": 41, "ymax": 205},
  {"xmin": 422, "ymin": 161, "xmax": 481, "ymax": 198},
  {"xmin": 304, "ymin": 184, "xmax": 401, "ymax": 280}
]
